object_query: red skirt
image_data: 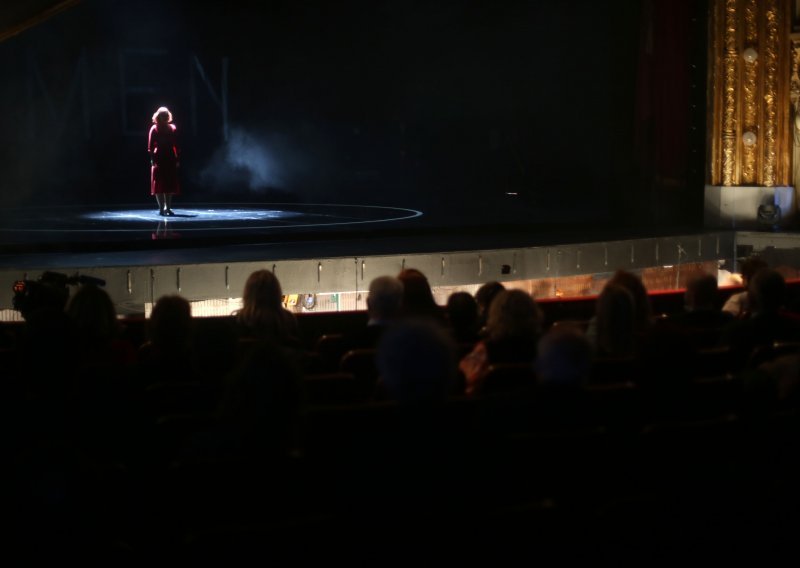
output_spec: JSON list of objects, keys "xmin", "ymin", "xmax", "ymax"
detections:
[{"xmin": 150, "ymin": 163, "xmax": 180, "ymax": 196}]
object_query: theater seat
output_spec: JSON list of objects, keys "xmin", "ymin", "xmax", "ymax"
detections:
[
  {"xmin": 313, "ymin": 333, "xmax": 347, "ymax": 372},
  {"xmin": 339, "ymin": 349, "xmax": 378, "ymax": 399},
  {"xmin": 478, "ymin": 363, "xmax": 537, "ymax": 396},
  {"xmin": 302, "ymin": 372, "xmax": 359, "ymax": 405}
]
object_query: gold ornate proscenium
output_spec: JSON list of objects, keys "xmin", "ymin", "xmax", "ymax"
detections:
[
  {"xmin": 742, "ymin": 0, "xmax": 758, "ymax": 183},
  {"xmin": 791, "ymin": 38, "xmax": 800, "ymax": 188},
  {"xmin": 708, "ymin": 0, "xmax": 791, "ymax": 187}
]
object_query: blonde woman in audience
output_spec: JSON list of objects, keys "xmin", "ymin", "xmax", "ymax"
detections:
[
  {"xmin": 584, "ymin": 270, "xmax": 651, "ymax": 358},
  {"xmin": 236, "ymin": 270, "xmax": 299, "ymax": 346},
  {"xmin": 606, "ymin": 270, "xmax": 652, "ymax": 334},
  {"xmin": 459, "ymin": 289, "xmax": 543, "ymax": 395}
]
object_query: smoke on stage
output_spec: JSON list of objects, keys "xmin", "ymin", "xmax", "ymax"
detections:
[{"xmin": 198, "ymin": 127, "xmax": 288, "ymax": 194}]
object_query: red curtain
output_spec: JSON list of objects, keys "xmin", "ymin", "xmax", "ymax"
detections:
[{"xmin": 635, "ymin": 0, "xmax": 693, "ymax": 188}]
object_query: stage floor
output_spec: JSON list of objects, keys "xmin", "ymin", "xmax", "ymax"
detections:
[
  {"xmin": 0, "ymin": 200, "xmax": 639, "ymax": 270},
  {"xmin": 0, "ymin": 202, "xmax": 424, "ymax": 243},
  {"xmin": 2, "ymin": 200, "xmax": 789, "ymax": 318}
]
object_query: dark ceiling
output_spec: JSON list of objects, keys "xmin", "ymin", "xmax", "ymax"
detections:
[{"xmin": 0, "ymin": 0, "xmax": 81, "ymax": 43}]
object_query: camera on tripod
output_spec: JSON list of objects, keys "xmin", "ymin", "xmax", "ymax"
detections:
[{"xmin": 12, "ymin": 271, "xmax": 106, "ymax": 318}]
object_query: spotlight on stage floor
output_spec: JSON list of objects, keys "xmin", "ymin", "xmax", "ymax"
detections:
[
  {"xmin": 0, "ymin": 202, "xmax": 423, "ymax": 245},
  {"xmin": 82, "ymin": 207, "xmax": 300, "ymax": 223}
]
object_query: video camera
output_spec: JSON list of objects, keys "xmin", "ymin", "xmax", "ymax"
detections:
[{"xmin": 13, "ymin": 271, "xmax": 106, "ymax": 318}]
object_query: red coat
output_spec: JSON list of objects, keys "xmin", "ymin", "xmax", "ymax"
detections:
[{"xmin": 148, "ymin": 123, "xmax": 180, "ymax": 195}]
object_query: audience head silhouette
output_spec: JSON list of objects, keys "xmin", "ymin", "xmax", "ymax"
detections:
[
  {"xmin": 446, "ymin": 291, "xmax": 479, "ymax": 340},
  {"xmin": 367, "ymin": 275, "xmax": 404, "ymax": 322},
  {"xmin": 475, "ymin": 281, "xmax": 505, "ymax": 321},
  {"xmin": 397, "ymin": 268, "xmax": 440, "ymax": 320},
  {"xmin": 485, "ymin": 289, "xmax": 542, "ymax": 342},
  {"xmin": 595, "ymin": 283, "xmax": 636, "ymax": 357},
  {"xmin": 608, "ymin": 270, "xmax": 651, "ymax": 331},
  {"xmin": 66, "ymin": 284, "xmax": 118, "ymax": 344},
  {"xmin": 149, "ymin": 294, "xmax": 192, "ymax": 349},
  {"xmin": 536, "ymin": 326, "xmax": 592, "ymax": 388},
  {"xmin": 218, "ymin": 340, "xmax": 301, "ymax": 453},
  {"xmin": 740, "ymin": 256, "xmax": 768, "ymax": 286},
  {"xmin": 237, "ymin": 270, "xmax": 298, "ymax": 343},
  {"xmin": 684, "ymin": 273, "xmax": 720, "ymax": 312},
  {"xmin": 749, "ymin": 268, "xmax": 786, "ymax": 314}
]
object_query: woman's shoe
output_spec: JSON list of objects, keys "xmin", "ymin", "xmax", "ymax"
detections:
[
  {"xmin": 159, "ymin": 210, "xmax": 167, "ymax": 216},
  {"xmin": 165, "ymin": 209, "xmax": 175, "ymax": 216}
]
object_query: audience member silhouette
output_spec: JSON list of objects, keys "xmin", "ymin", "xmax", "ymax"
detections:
[
  {"xmin": 531, "ymin": 325, "xmax": 593, "ymax": 428},
  {"xmin": 7, "ymin": 268, "xmax": 800, "ymax": 556},
  {"xmin": 722, "ymin": 256, "xmax": 768, "ymax": 317},
  {"xmin": 445, "ymin": 291, "xmax": 481, "ymax": 344},
  {"xmin": 667, "ymin": 273, "xmax": 733, "ymax": 347},
  {"xmin": 236, "ymin": 270, "xmax": 300, "ymax": 347},
  {"xmin": 66, "ymin": 284, "xmax": 135, "ymax": 370},
  {"xmin": 683, "ymin": 273, "xmax": 729, "ymax": 316},
  {"xmin": 607, "ymin": 270, "xmax": 652, "ymax": 334},
  {"xmin": 459, "ymin": 289, "xmax": 543, "ymax": 395},
  {"xmin": 723, "ymin": 268, "xmax": 800, "ymax": 367},
  {"xmin": 63, "ymin": 285, "xmax": 136, "ymax": 461},
  {"xmin": 344, "ymin": 275, "xmax": 403, "ymax": 349},
  {"xmin": 205, "ymin": 339, "xmax": 302, "ymax": 459},
  {"xmin": 588, "ymin": 283, "xmax": 637, "ymax": 358},
  {"xmin": 376, "ymin": 319, "xmax": 457, "ymax": 404},
  {"xmin": 474, "ymin": 281, "xmax": 505, "ymax": 330},
  {"xmin": 139, "ymin": 295, "xmax": 194, "ymax": 383},
  {"xmin": 363, "ymin": 320, "xmax": 467, "ymax": 526},
  {"xmin": 536, "ymin": 326, "xmax": 592, "ymax": 390},
  {"xmin": 397, "ymin": 268, "xmax": 443, "ymax": 321}
]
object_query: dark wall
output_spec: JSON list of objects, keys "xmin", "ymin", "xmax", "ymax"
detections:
[{"xmin": 0, "ymin": 0, "xmax": 702, "ymax": 229}]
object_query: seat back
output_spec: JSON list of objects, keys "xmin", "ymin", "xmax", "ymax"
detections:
[
  {"xmin": 694, "ymin": 346, "xmax": 734, "ymax": 378},
  {"xmin": 339, "ymin": 348, "xmax": 378, "ymax": 399},
  {"xmin": 302, "ymin": 372, "xmax": 359, "ymax": 405},
  {"xmin": 479, "ymin": 363, "xmax": 537, "ymax": 396},
  {"xmin": 591, "ymin": 356, "xmax": 639, "ymax": 384},
  {"xmin": 143, "ymin": 381, "xmax": 213, "ymax": 416},
  {"xmin": 313, "ymin": 333, "xmax": 347, "ymax": 372}
]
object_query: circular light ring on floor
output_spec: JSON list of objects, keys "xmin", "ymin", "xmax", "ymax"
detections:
[{"xmin": 0, "ymin": 202, "xmax": 423, "ymax": 233}]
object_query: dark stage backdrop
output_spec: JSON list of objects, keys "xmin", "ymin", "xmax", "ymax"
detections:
[{"xmin": 0, "ymin": 0, "xmax": 704, "ymax": 229}]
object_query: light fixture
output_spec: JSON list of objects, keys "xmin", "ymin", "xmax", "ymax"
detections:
[
  {"xmin": 743, "ymin": 47, "xmax": 758, "ymax": 63},
  {"xmin": 742, "ymin": 131, "xmax": 757, "ymax": 146},
  {"xmin": 757, "ymin": 203, "xmax": 781, "ymax": 232}
]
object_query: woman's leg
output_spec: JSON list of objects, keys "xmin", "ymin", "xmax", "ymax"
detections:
[
  {"xmin": 155, "ymin": 193, "xmax": 165, "ymax": 213},
  {"xmin": 165, "ymin": 193, "xmax": 172, "ymax": 212}
]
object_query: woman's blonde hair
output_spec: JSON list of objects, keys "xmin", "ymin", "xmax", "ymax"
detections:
[
  {"xmin": 152, "ymin": 106, "xmax": 173, "ymax": 124},
  {"xmin": 237, "ymin": 270, "xmax": 297, "ymax": 341},
  {"xmin": 485, "ymin": 289, "xmax": 543, "ymax": 342}
]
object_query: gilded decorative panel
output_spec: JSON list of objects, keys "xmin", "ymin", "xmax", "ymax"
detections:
[{"xmin": 709, "ymin": 0, "xmax": 791, "ymax": 187}]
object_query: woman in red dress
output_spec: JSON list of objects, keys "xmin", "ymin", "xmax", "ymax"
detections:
[{"xmin": 148, "ymin": 106, "xmax": 180, "ymax": 216}]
